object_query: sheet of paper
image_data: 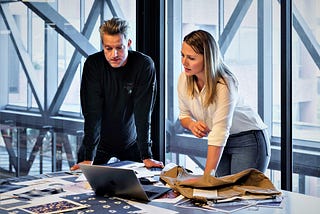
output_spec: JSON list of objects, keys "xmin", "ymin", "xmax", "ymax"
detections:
[
  {"xmin": 193, "ymin": 188, "xmax": 218, "ymax": 199},
  {"xmin": 153, "ymin": 194, "xmax": 184, "ymax": 204},
  {"xmin": 129, "ymin": 199, "xmax": 178, "ymax": 214},
  {"xmin": 205, "ymin": 200, "xmax": 253, "ymax": 212},
  {"xmin": 75, "ymin": 173, "xmax": 87, "ymax": 182}
]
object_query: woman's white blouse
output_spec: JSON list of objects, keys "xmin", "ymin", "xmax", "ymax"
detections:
[{"xmin": 178, "ymin": 72, "xmax": 267, "ymax": 147}]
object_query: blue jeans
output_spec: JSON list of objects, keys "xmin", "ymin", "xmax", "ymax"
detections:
[{"xmin": 216, "ymin": 129, "xmax": 271, "ymax": 177}]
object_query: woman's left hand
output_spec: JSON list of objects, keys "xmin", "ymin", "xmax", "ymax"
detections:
[{"xmin": 190, "ymin": 121, "xmax": 210, "ymax": 138}]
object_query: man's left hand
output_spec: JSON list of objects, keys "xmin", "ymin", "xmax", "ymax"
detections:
[{"xmin": 143, "ymin": 158, "xmax": 164, "ymax": 168}]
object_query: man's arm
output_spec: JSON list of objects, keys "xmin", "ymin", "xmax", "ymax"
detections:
[
  {"xmin": 133, "ymin": 56, "xmax": 163, "ymax": 168},
  {"xmin": 77, "ymin": 56, "xmax": 103, "ymax": 163}
]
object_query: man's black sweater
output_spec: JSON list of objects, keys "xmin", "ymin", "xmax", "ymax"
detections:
[{"xmin": 77, "ymin": 50, "xmax": 157, "ymax": 163}]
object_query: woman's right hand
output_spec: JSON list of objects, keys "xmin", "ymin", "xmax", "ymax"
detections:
[{"xmin": 70, "ymin": 160, "xmax": 93, "ymax": 171}]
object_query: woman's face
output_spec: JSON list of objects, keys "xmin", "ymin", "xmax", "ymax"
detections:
[{"xmin": 181, "ymin": 42, "xmax": 204, "ymax": 76}]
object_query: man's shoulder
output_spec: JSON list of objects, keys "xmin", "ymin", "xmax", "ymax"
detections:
[
  {"xmin": 87, "ymin": 51, "xmax": 104, "ymax": 61},
  {"xmin": 83, "ymin": 51, "xmax": 105, "ymax": 69},
  {"xmin": 129, "ymin": 50, "xmax": 154, "ymax": 64}
]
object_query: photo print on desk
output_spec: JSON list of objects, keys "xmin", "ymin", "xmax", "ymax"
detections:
[{"xmin": 21, "ymin": 199, "xmax": 87, "ymax": 214}]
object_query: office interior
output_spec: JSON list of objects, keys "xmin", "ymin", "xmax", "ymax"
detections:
[{"xmin": 0, "ymin": 0, "xmax": 319, "ymax": 198}]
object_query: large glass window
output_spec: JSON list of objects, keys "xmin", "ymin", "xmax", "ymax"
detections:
[{"xmin": 290, "ymin": 0, "xmax": 320, "ymax": 195}]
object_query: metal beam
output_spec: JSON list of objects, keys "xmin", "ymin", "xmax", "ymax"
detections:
[
  {"xmin": 45, "ymin": 17, "xmax": 58, "ymax": 112},
  {"xmin": 0, "ymin": 16, "xmax": 9, "ymax": 107},
  {"xmin": 166, "ymin": 0, "xmax": 182, "ymax": 121},
  {"xmin": 257, "ymin": 0, "xmax": 272, "ymax": 128},
  {"xmin": 48, "ymin": 0, "xmax": 102, "ymax": 115},
  {"xmin": 218, "ymin": 0, "xmax": 253, "ymax": 55},
  {"xmin": 280, "ymin": 0, "xmax": 293, "ymax": 191},
  {"xmin": 105, "ymin": 0, "xmax": 124, "ymax": 17},
  {"xmin": 0, "ymin": 110, "xmax": 83, "ymax": 134},
  {"xmin": 276, "ymin": 0, "xmax": 320, "ymax": 70},
  {"xmin": 0, "ymin": 4, "xmax": 44, "ymax": 113},
  {"xmin": 23, "ymin": 1, "xmax": 97, "ymax": 58},
  {"xmin": 293, "ymin": 4, "xmax": 320, "ymax": 69},
  {"xmin": 218, "ymin": 0, "xmax": 224, "ymax": 37}
]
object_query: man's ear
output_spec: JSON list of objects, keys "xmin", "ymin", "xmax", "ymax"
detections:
[{"xmin": 127, "ymin": 39, "xmax": 132, "ymax": 48}]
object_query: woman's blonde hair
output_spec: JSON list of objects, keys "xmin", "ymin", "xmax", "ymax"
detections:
[{"xmin": 183, "ymin": 30, "xmax": 238, "ymax": 107}]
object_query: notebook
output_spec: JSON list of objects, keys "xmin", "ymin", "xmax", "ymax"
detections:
[{"xmin": 79, "ymin": 164, "xmax": 171, "ymax": 202}]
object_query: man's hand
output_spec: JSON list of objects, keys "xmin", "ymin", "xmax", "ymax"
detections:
[
  {"xmin": 143, "ymin": 158, "xmax": 164, "ymax": 168},
  {"xmin": 70, "ymin": 160, "xmax": 93, "ymax": 171}
]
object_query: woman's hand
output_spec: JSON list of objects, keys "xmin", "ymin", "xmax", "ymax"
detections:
[{"xmin": 190, "ymin": 121, "xmax": 210, "ymax": 138}]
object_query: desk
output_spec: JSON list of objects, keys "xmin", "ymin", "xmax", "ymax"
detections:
[
  {"xmin": 0, "ymin": 171, "xmax": 319, "ymax": 214},
  {"xmin": 150, "ymin": 191, "xmax": 320, "ymax": 214}
]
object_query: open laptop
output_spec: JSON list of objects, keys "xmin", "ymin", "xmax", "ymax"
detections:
[{"xmin": 79, "ymin": 164, "xmax": 171, "ymax": 202}]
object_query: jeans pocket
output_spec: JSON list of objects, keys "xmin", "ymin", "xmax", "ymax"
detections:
[{"xmin": 261, "ymin": 129, "xmax": 271, "ymax": 156}]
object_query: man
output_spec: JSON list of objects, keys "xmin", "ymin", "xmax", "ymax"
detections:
[{"xmin": 71, "ymin": 17, "xmax": 163, "ymax": 170}]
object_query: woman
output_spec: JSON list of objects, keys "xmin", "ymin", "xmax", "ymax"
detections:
[{"xmin": 178, "ymin": 30, "xmax": 270, "ymax": 177}]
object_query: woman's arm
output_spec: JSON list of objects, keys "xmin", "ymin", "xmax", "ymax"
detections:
[
  {"xmin": 204, "ymin": 145, "xmax": 224, "ymax": 175},
  {"xmin": 180, "ymin": 117, "xmax": 222, "ymax": 176}
]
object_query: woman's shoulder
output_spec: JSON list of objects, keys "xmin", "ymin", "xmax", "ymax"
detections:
[
  {"xmin": 177, "ymin": 72, "xmax": 187, "ymax": 85},
  {"xmin": 177, "ymin": 72, "xmax": 186, "ymax": 88},
  {"xmin": 217, "ymin": 76, "xmax": 238, "ymax": 91}
]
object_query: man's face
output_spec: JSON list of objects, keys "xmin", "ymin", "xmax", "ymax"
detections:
[{"xmin": 102, "ymin": 33, "xmax": 131, "ymax": 68}]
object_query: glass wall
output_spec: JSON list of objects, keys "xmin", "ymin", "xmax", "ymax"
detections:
[{"xmin": 291, "ymin": 0, "xmax": 319, "ymax": 195}]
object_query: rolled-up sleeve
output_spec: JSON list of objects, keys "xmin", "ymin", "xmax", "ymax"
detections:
[{"xmin": 207, "ymin": 82, "xmax": 237, "ymax": 146}]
